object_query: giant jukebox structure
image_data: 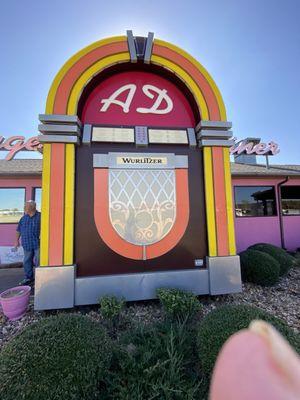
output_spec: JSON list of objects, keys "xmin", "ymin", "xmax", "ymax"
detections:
[{"xmin": 35, "ymin": 31, "xmax": 242, "ymax": 309}]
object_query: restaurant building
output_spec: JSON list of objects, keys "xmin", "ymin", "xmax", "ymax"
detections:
[
  {"xmin": 0, "ymin": 32, "xmax": 299, "ymax": 309},
  {"xmin": 1, "ymin": 159, "xmax": 299, "ymax": 258}
]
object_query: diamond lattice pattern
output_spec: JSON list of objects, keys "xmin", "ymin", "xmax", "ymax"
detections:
[{"xmin": 109, "ymin": 169, "xmax": 176, "ymax": 245}]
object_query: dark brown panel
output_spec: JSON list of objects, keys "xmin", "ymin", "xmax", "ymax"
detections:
[{"xmin": 75, "ymin": 142, "xmax": 207, "ymax": 277}]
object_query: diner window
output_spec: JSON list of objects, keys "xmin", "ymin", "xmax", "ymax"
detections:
[
  {"xmin": 0, "ymin": 188, "xmax": 25, "ymax": 223},
  {"xmin": 234, "ymin": 186, "xmax": 277, "ymax": 217},
  {"xmin": 281, "ymin": 186, "xmax": 300, "ymax": 215},
  {"xmin": 33, "ymin": 188, "xmax": 42, "ymax": 211}
]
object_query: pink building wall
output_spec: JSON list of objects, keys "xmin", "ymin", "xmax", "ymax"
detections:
[
  {"xmin": 281, "ymin": 178, "xmax": 300, "ymax": 251},
  {"xmin": 232, "ymin": 177, "xmax": 300, "ymax": 252},
  {"xmin": 282, "ymin": 216, "xmax": 300, "ymax": 251},
  {"xmin": 1, "ymin": 173, "xmax": 299, "ymax": 253},
  {"xmin": 0, "ymin": 176, "xmax": 41, "ymax": 246}
]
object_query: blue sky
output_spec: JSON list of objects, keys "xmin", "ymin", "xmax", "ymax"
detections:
[
  {"xmin": 1, "ymin": 0, "xmax": 299, "ymax": 163},
  {"xmin": 0, "ymin": 188, "xmax": 25, "ymax": 210}
]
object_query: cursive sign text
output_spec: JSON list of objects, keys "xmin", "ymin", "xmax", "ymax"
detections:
[
  {"xmin": 230, "ymin": 139, "xmax": 280, "ymax": 156},
  {"xmin": 0, "ymin": 136, "xmax": 43, "ymax": 160}
]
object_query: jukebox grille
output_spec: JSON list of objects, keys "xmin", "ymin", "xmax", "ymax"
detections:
[{"xmin": 109, "ymin": 169, "xmax": 176, "ymax": 245}]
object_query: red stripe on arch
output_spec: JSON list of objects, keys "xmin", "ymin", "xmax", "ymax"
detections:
[
  {"xmin": 53, "ymin": 41, "xmax": 128, "ymax": 114},
  {"xmin": 152, "ymin": 43, "xmax": 221, "ymax": 120}
]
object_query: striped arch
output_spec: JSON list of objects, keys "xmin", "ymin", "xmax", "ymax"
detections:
[{"xmin": 40, "ymin": 35, "xmax": 236, "ymax": 268}]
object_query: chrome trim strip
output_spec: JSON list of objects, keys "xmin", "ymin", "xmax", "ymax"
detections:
[
  {"xmin": 196, "ymin": 120, "xmax": 232, "ymax": 132},
  {"xmin": 187, "ymin": 128, "xmax": 197, "ymax": 147},
  {"xmin": 126, "ymin": 30, "xmax": 137, "ymax": 63},
  {"xmin": 38, "ymin": 124, "xmax": 81, "ymax": 136},
  {"xmin": 39, "ymin": 114, "xmax": 81, "ymax": 126},
  {"xmin": 144, "ymin": 31, "xmax": 154, "ymax": 64},
  {"xmin": 199, "ymin": 139, "xmax": 235, "ymax": 147},
  {"xmin": 38, "ymin": 135, "xmax": 79, "ymax": 144},
  {"xmin": 82, "ymin": 124, "xmax": 92, "ymax": 145},
  {"xmin": 198, "ymin": 130, "xmax": 233, "ymax": 139}
]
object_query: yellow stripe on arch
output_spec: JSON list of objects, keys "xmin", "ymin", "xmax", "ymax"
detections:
[
  {"xmin": 40, "ymin": 144, "xmax": 51, "ymax": 266},
  {"xmin": 151, "ymin": 55, "xmax": 209, "ymax": 121},
  {"xmin": 203, "ymin": 147, "xmax": 217, "ymax": 256},
  {"xmin": 223, "ymin": 147, "xmax": 236, "ymax": 255},
  {"xmin": 153, "ymin": 39, "xmax": 227, "ymax": 121},
  {"xmin": 64, "ymin": 144, "xmax": 75, "ymax": 265},
  {"xmin": 67, "ymin": 53, "xmax": 130, "ymax": 115},
  {"xmin": 46, "ymin": 36, "xmax": 127, "ymax": 114}
]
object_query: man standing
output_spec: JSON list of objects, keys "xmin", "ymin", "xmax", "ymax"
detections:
[{"xmin": 15, "ymin": 200, "xmax": 40, "ymax": 285}]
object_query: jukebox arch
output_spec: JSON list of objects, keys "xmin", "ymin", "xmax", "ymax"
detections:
[
  {"xmin": 36, "ymin": 32, "xmax": 241, "ymax": 309},
  {"xmin": 75, "ymin": 65, "xmax": 204, "ymax": 274}
]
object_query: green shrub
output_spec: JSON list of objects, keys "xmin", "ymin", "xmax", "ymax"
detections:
[
  {"xmin": 292, "ymin": 251, "xmax": 300, "ymax": 267},
  {"xmin": 103, "ymin": 321, "xmax": 209, "ymax": 400},
  {"xmin": 197, "ymin": 304, "xmax": 300, "ymax": 375},
  {"xmin": 240, "ymin": 249, "xmax": 280, "ymax": 286},
  {"xmin": 99, "ymin": 295, "xmax": 125, "ymax": 324},
  {"xmin": 0, "ymin": 314, "xmax": 112, "ymax": 400},
  {"xmin": 156, "ymin": 288, "xmax": 202, "ymax": 322},
  {"xmin": 248, "ymin": 243, "xmax": 294, "ymax": 275}
]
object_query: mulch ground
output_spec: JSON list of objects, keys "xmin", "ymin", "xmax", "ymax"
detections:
[{"xmin": 0, "ymin": 266, "xmax": 299, "ymax": 349}]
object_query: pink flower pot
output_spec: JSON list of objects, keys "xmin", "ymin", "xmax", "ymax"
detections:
[{"xmin": 0, "ymin": 286, "xmax": 31, "ymax": 321}]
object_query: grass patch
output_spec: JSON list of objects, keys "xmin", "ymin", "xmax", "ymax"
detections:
[{"xmin": 101, "ymin": 321, "xmax": 209, "ymax": 400}]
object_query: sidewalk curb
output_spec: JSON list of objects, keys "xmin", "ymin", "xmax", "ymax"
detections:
[{"xmin": 0, "ymin": 263, "xmax": 22, "ymax": 270}]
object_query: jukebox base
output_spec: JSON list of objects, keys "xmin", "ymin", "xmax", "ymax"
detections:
[{"xmin": 34, "ymin": 257, "xmax": 242, "ymax": 310}]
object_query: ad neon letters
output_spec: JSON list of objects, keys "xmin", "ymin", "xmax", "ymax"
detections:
[{"xmin": 100, "ymin": 84, "xmax": 174, "ymax": 114}]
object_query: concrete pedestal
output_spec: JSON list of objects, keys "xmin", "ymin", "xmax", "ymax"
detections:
[{"xmin": 34, "ymin": 256, "xmax": 242, "ymax": 310}]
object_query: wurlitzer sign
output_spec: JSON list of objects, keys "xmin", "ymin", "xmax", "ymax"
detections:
[{"xmin": 0, "ymin": 136, "xmax": 43, "ymax": 160}]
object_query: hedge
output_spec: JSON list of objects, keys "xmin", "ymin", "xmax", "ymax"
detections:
[
  {"xmin": 248, "ymin": 243, "xmax": 295, "ymax": 275},
  {"xmin": 0, "ymin": 314, "xmax": 112, "ymax": 400},
  {"xmin": 240, "ymin": 249, "xmax": 280, "ymax": 286},
  {"xmin": 197, "ymin": 304, "xmax": 300, "ymax": 375}
]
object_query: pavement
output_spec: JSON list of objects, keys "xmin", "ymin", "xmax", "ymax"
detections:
[{"xmin": 0, "ymin": 268, "xmax": 24, "ymax": 293}]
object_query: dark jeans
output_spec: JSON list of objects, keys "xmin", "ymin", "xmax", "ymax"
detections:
[{"xmin": 23, "ymin": 248, "xmax": 40, "ymax": 280}]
